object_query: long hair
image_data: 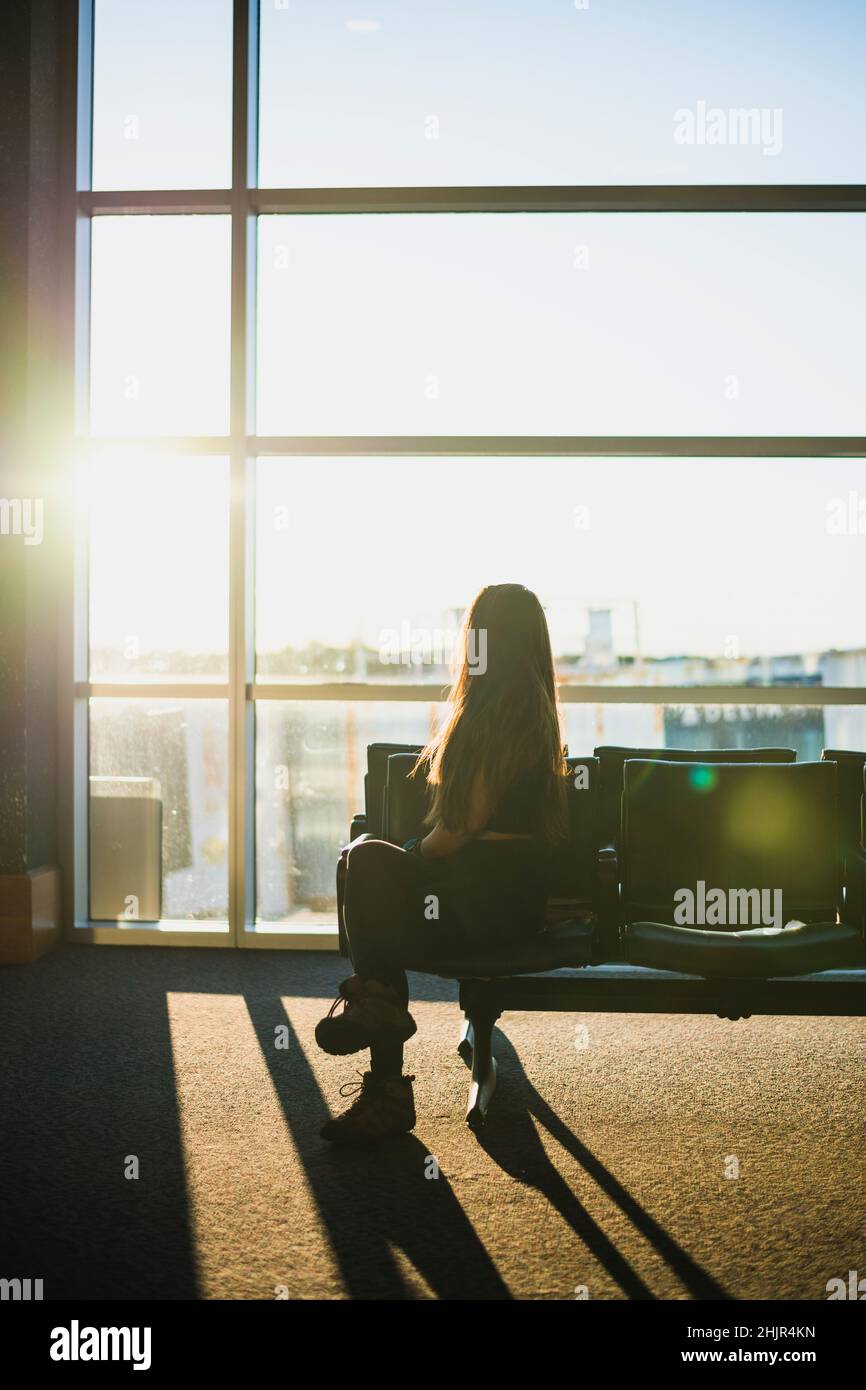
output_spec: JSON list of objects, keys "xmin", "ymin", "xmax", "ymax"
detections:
[{"xmin": 415, "ymin": 584, "xmax": 567, "ymax": 844}]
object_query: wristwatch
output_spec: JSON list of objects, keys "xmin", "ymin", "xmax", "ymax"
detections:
[{"xmin": 402, "ymin": 836, "xmax": 424, "ymax": 856}]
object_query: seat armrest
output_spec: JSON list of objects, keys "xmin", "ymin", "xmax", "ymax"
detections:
[
  {"xmin": 596, "ymin": 844, "xmax": 621, "ymax": 960},
  {"xmin": 348, "ymin": 813, "xmax": 368, "ymax": 844},
  {"xmin": 598, "ymin": 843, "xmax": 618, "ymax": 881},
  {"xmin": 598, "ymin": 844, "xmax": 620, "ymax": 908}
]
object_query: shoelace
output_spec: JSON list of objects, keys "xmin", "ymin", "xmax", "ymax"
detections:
[
  {"xmin": 326, "ymin": 994, "xmax": 346, "ymax": 1020},
  {"xmin": 338, "ymin": 1071, "xmax": 369, "ymax": 1099},
  {"xmin": 337, "ymin": 1072, "xmax": 416, "ymax": 1099}
]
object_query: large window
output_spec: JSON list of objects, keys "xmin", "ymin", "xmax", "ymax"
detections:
[{"xmin": 71, "ymin": 0, "xmax": 866, "ymax": 941}]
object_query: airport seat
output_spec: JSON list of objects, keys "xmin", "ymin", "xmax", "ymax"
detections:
[
  {"xmin": 339, "ymin": 742, "xmax": 422, "ymax": 953},
  {"xmin": 821, "ymin": 748, "xmax": 866, "ymax": 909},
  {"xmin": 619, "ymin": 760, "xmax": 864, "ymax": 978},
  {"xmin": 454, "ymin": 759, "xmax": 863, "ymax": 1128},
  {"xmin": 382, "ymin": 750, "xmax": 428, "ymax": 846},
  {"xmin": 841, "ymin": 765, "xmax": 866, "ymax": 928},
  {"xmin": 339, "ymin": 745, "xmax": 866, "ymax": 1130},
  {"xmin": 593, "ymin": 744, "xmax": 796, "ymax": 858},
  {"xmin": 340, "ymin": 744, "xmax": 605, "ymax": 969},
  {"xmin": 364, "ymin": 741, "xmax": 423, "ymax": 840}
]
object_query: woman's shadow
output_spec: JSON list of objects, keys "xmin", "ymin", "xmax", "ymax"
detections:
[
  {"xmin": 246, "ymin": 984, "xmax": 729, "ymax": 1301},
  {"xmin": 472, "ymin": 1027, "xmax": 731, "ymax": 1300},
  {"xmin": 245, "ymin": 993, "xmax": 512, "ymax": 1300}
]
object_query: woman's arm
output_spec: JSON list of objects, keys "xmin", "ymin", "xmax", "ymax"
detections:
[
  {"xmin": 416, "ymin": 776, "xmax": 492, "ymax": 859},
  {"xmin": 415, "ymin": 820, "xmax": 472, "ymax": 859}
]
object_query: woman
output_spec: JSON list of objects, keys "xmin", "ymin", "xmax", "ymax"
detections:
[{"xmin": 315, "ymin": 583, "xmax": 567, "ymax": 1143}]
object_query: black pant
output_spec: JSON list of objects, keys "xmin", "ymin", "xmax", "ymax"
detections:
[
  {"xmin": 338, "ymin": 837, "xmax": 546, "ymax": 1078},
  {"xmin": 339, "ymin": 837, "xmax": 548, "ymax": 1008}
]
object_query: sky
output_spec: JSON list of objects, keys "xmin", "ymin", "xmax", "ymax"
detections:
[
  {"xmin": 89, "ymin": 211, "xmax": 866, "ymax": 439},
  {"xmin": 91, "ymin": 0, "xmax": 866, "ymax": 188}
]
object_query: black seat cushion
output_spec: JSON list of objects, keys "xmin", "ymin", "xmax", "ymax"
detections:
[
  {"xmin": 623, "ymin": 919, "xmax": 864, "ymax": 978},
  {"xmin": 418, "ymin": 916, "xmax": 595, "ymax": 979}
]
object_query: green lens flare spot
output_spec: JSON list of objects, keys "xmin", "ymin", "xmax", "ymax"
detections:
[{"xmin": 689, "ymin": 765, "xmax": 718, "ymax": 792}]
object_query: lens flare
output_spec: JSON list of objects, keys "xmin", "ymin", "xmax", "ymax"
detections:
[{"xmin": 689, "ymin": 765, "xmax": 718, "ymax": 793}]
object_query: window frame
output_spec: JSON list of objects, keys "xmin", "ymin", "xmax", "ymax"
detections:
[{"xmin": 59, "ymin": 0, "xmax": 866, "ymax": 946}]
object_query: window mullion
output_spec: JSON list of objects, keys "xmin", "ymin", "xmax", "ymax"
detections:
[{"xmin": 229, "ymin": 0, "xmax": 258, "ymax": 944}]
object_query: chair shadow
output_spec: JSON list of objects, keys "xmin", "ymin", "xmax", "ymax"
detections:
[
  {"xmin": 473, "ymin": 1027, "xmax": 731, "ymax": 1301},
  {"xmin": 244, "ymin": 993, "xmax": 512, "ymax": 1300}
]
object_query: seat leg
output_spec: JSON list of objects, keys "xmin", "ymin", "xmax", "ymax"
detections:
[
  {"xmin": 715, "ymin": 987, "xmax": 752, "ymax": 1022},
  {"xmin": 457, "ymin": 1015, "xmax": 474, "ymax": 1065},
  {"xmin": 465, "ymin": 1009, "xmax": 499, "ymax": 1131}
]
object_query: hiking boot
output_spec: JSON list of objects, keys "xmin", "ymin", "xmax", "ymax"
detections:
[
  {"xmin": 320, "ymin": 1072, "xmax": 417, "ymax": 1144},
  {"xmin": 315, "ymin": 977, "xmax": 417, "ymax": 1056}
]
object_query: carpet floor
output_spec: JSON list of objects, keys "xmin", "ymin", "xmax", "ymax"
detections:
[{"xmin": 0, "ymin": 945, "xmax": 863, "ymax": 1301}]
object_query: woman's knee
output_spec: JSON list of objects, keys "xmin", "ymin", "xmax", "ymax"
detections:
[{"xmin": 346, "ymin": 837, "xmax": 398, "ymax": 886}]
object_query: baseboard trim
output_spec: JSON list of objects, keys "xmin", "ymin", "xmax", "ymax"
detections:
[{"xmin": 0, "ymin": 866, "xmax": 62, "ymax": 964}]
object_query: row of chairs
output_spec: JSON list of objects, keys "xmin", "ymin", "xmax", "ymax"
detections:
[
  {"xmin": 354, "ymin": 742, "xmax": 865, "ymax": 911},
  {"xmin": 358, "ymin": 741, "xmax": 866, "ymax": 851},
  {"xmin": 343, "ymin": 742, "xmax": 866, "ymax": 1126}
]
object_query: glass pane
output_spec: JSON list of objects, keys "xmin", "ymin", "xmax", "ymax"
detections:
[
  {"xmin": 90, "ymin": 216, "xmax": 231, "ymax": 436},
  {"xmin": 92, "ymin": 0, "xmax": 232, "ymax": 190},
  {"xmin": 256, "ymin": 457, "xmax": 866, "ymax": 685},
  {"xmin": 255, "ymin": 699, "xmax": 866, "ymax": 929},
  {"xmin": 259, "ymin": 0, "xmax": 866, "ymax": 187},
  {"xmin": 256, "ymin": 700, "xmax": 442, "ymax": 926},
  {"xmin": 88, "ymin": 454, "xmax": 229, "ymax": 679},
  {"xmin": 89, "ymin": 699, "xmax": 229, "ymax": 922},
  {"xmin": 257, "ymin": 214, "xmax": 866, "ymax": 436},
  {"xmin": 560, "ymin": 703, "xmax": 865, "ymax": 763}
]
